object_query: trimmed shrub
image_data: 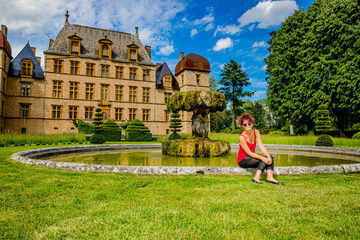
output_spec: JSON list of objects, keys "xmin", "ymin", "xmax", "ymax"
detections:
[
  {"xmin": 75, "ymin": 120, "xmax": 95, "ymax": 134},
  {"xmin": 102, "ymin": 120, "xmax": 121, "ymax": 141},
  {"xmin": 90, "ymin": 134, "xmax": 105, "ymax": 144},
  {"xmin": 352, "ymin": 132, "xmax": 360, "ymax": 139},
  {"xmin": 315, "ymin": 104, "xmax": 332, "ymax": 133},
  {"xmin": 268, "ymin": 130, "xmax": 286, "ymax": 136},
  {"xmin": 125, "ymin": 119, "xmax": 152, "ymax": 141},
  {"xmin": 315, "ymin": 134, "xmax": 334, "ymax": 147},
  {"xmin": 234, "ymin": 129, "xmax": 242, "ymax": 134},
  {"xmin": 168, "ymin": 133, "xmax": 181, "ymax": 140},
  {"xmin": 221, "ymin": 128, "xmax": 232, "ymax": 133}
]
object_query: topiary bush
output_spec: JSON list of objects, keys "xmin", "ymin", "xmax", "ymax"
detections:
[
  {"xmin": 268, "ymin": 130, "xmax": 286, "ymax": 136},
  {"xmin": 125, "ymin": 119, "xmax": 152, "ymax": 141},
  {"xmin": 315, "ymin": 134, "xmax": 334, "ymax": 147},
  {"xmin": 315, "ymin": 104, "xmax": 332, "ymax": 133},
  {"xmin": 89, "ymin": 134, "xmax": 105, "ymax": 144},
  {"xmin": 102, "ymin": 120, "xmax": 121, "ymax": 141},
  {"xmin": 168, "ymin": 112, "xmax": 182, "ymax": 140},
  {"xmin": 352, "ymin": 132, "xmax": 360, "ymax": 139}
]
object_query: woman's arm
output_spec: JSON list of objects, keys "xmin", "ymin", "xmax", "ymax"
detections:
[
  {"xmin": 239, "ymin": 135, "xmax": 269, "ymax": 163},
  {"xmin": 255, "ymin": 130, "xmax": 271, "ymax": 159}
]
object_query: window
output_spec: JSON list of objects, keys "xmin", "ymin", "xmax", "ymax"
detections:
[
  {"xmin": 102, "ymin": 45, "xmax": 109, "ymax": 58},
  {"xmin": 21, "ymin": 128, "xmax": 26, "ymax": 134},
  {"xmin": 85, "ymin": 83, "xmax": 94, "ymax": 100},
  {"xmin": 86, "ymin": 63, "xmax": 95, "ymax": 76},
  {"xmin": 69, "ymin": 82, "xmax": 79, "ymax": 99},
  {"xmin": 20, "ymin": 104, "xmax": 30, "ymax": 118},
  {"xmin": 52, "ymin": 81, "xmax": 62, "ymax": 98},
  {"xmin": 1, "ymin": 101, "xmax": 4, "ymax": 116},
  {"xmin": 129, "ymin": 108, "xmax": 137, "ymax": 121},
  {"xmin": 142, "ymin": 109, "xmax": 150, "ymax": 122},
  {"xmin": 3, "ymin": 55, "xmax": 6, "ymax": 68},
  {"xmin": 164, "ymin": 92, "xmax": 172, "ymax": 104},
  {"xmin": 129, "ymin": 68, "xmax": 137, "ymax": 80},
  {"xmin": 115, "ymin": 85, "xmax": 124, "ymax": 102},
  {"xmin": 164, "ymin": 74, "xmax": 172, "ymax": 88},
  {"xmin": 101, "ymin": 65, "xmax": 109, "ymax": 77},
  {"xmin": 52, "ymin": 105, "xmax": 62, "ymax": 119},
  {"xmin": 21, "ymin": 83, "xmax": 31, "ymax": 96},
  {"xmin": 165, "ymin": 110, "xmax": 170, "ymax": 122},
  {"xmin": 2, "ymin": 78, "xmax": 5, "ymax": 92},
  {"xmin": 115, "ymin": 66, "xmax": 124, "ymax": 79},
  {"xmin": 70, "ymin": 40, "xmax": 80, "ymax": 55},
  {"xmin": 21, "ymin": 59, "xmax": 33, "ymax": 76},
  {"xmin": 142, "ymin": 88, "xmax": 150, "ymax": 103},
  {"xmin": 182, "ymin": 75, "xmax": 184, "ymax": 86},
  {"xmin": 182, "ymin": 111, "xmax": 184, "ymax": 121},
  {"xmin": 129, "ymin": 86, "xmax": 137, "ymax": 102},
  {"xmin": 70, "ymin": 61, "xmax": 79, "ymax": 75},
  {"xmin": 85, "ymin": 107, "xmax": 94, "ymax": 120},
  {"xmin": 54, "ymin": 60, "xmax": 63, "ymax": 73},
  {"xmin": 115, "ymin": 108, "xmax": 123, "ymax": 121},
  {"xmin": 101, "ymin": 85, "xmax": 109, "ymax": 100},
  {"xmin": 143, "ymin": 69, "xmax": 150, "ymax": 81},
  {"xmin": 68, "ymin": 106, "xmax": 78, "ymax": 119},
  {"xmin": 196, "ymin": 74, "xmax": 200, "ymax": 86}
]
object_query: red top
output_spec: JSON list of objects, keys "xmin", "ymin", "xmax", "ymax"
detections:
[{"xmin": 237, "ymin": 130, "xmax": 257, "ymax": 163}]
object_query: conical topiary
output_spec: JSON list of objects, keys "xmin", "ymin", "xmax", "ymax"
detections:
[
  {"xmin": 168, "ymin": 111, "xmax": 182, "ymax": 140},
  {"xmin": 315, "ymin": 104, "xmax": 333, "ymax": 147},
  {"xmin": 90, "ymin": 108, "xmax": 105, "ymax": 144},
  {"xmin": 125, "ymin": 119, "xmax": 152, "ymax": 141},
  {"xmin": 102, "ymin": 119, "xmax": 121, "ymax": 141}
]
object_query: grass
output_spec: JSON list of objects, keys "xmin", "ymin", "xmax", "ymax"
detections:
[
  {"xmin": 1, "ymin": 144, "xmax": 360, "ymax": 239},
  {"xmin": 209, "ymin": 133, "xmax": 360, "ymax": 148}
]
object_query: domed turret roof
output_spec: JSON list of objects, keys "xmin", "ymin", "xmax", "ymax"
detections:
[
  {"xmin": 175, "ymin": 53, "xmax": 210, "ymax": 75},
  {"xmin": 0, "ymin": 30, "xmax": 11, "ymax": 56}
]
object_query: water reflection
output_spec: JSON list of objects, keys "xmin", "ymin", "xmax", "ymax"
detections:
[{"xmin": 40, "ymin": 148, "xmax": 360, "ymax": 167}]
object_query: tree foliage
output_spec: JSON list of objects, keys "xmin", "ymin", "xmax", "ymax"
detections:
[
  {"xmin": 265, "ymin": 0, "xmax": 360, "ymax": 136},
  {"xmin": 218, "ymin": 60, "xmax": 253, "ymax": 132}
]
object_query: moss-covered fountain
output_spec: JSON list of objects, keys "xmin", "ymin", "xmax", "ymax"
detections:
[{"xmin": 162, "ymin": 90, "xmax": 231, "ymax": 157}]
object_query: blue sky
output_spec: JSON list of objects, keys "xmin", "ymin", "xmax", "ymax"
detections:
[{"xmin": 0, "ymin": 0, "xmax": 316, "ymax": 101}]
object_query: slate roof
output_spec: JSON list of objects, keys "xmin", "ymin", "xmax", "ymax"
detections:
[
  {"xmin": 46, "ymin": 23, "xmax": 153, "ymax": 65},
  {"xmin": 156, "ymin": 62, "xmax": 179, "ymax": 90},
  {"xmin": 9, "ymin": 42, "xmax": 44, "ymax": 79}
]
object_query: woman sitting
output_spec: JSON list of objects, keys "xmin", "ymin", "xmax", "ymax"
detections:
[{"xmin": 237, "ymin": 113, "xmax": 284, "ymax": 185}]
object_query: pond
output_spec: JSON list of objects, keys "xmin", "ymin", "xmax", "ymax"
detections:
[{"xmin": 39, "ymin": 148, "xmax": 360, "ymax": 167}]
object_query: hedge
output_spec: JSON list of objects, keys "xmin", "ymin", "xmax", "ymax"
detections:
[{"xmin": 125, "ymin": 119, "xmax": 152, "ymax": 141}]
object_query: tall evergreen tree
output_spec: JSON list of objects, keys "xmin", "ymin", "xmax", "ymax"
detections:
[
  {"xmin": 218, "ymin": 60, "xmax": 253, "ymax": 132},
  {"xmin": 265, "ymin": 0, "xmax": 360, "ymax": 136}
]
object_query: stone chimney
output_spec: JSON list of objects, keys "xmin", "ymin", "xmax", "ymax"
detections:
[
  {"xmin": 145, "ymin": 45, "xmax": 151, "ymax": 59},
  {"xmin": 179, "ymin": 51, "xmax": 184, "ymax": 61},
  {"xmin": 49, "ymin": 39, "xmax": 54, "ymax": 48},
  {"xmin": 1, "ymin": 25, "xmax": 7, "ymax": 38},
  {"xmin": 36, "ymin": 57, "xmax": 41, "ymax": 64},
  {"xmin": 31, "ymin": 47, "xmax": 36, "ymax": 55}
]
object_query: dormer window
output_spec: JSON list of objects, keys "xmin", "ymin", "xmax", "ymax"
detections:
[
  {"xmin": 164, "ymin": 74, "xmax": 172, "ymax": 88},
  {"xmin": 127, "ymin": 43, "xmax": 139, "ymax": 62},
  {"xmin": 20, "ymin": 59, "xmax": 33, "ymax": 76},
  {"xmin": 98, "ymin": 38, "xmax": 113, "ymax": 59},
  {"xmin": 68, "ymin": 35, "xmax": 82, "ymax": 55}
]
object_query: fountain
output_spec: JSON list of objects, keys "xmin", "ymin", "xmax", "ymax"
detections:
[{"xmin": 162, "ymin": 90, "xmax": 231, "ymax": 157}]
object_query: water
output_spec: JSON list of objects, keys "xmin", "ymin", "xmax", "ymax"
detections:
[{"xmin": 39, "ymin": 148, "xmax": 360, "ymax": 167}]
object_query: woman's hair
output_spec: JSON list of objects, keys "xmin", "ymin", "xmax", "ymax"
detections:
[{"xmin": 237, "ymin": 113, "xmax": 255, "ymax": 127}]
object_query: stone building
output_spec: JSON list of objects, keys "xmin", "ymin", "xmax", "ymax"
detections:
[{"xmin": 0, "ymin": 13, "xmax": 210, "ymax": 135}]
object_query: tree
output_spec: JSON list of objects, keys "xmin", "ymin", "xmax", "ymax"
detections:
[
  {"xmin": 218, "ymin": 60, "xmax": 253, "ymax": 132},
  {"xmin": 169, "ymin": 111, "xmax": 182, "ymax": 140},
  {"xmin": 243, "ymin": 99, "xmax": 267, "ymax": 130},
  {"xmin": 265, "ymin": 0, "xmax": 360, "ymax": 136}
]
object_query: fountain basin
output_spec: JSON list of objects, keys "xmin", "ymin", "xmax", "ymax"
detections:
[{"xmin": 11, "ymin": 144, "xmax": 360, "ymax": 175}]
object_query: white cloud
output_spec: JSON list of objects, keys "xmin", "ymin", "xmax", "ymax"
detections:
[
  {"xmin": 193, "ymin": 11, "xmax": 214, "ymax": 26},
  {"xmin": 0, "ymin": 0, "xmax": 186, "ymax": 58},
  {"xmin": 204, "ymin": 23, "xmax": 214, "ymax": 31},
  {"xmin": 252, "ymin": 41, "xmax": 267, "ymax": 48},
  {"xmin": 261, "ymin": 65, "xmax": 267, "ymax": 71},
  {"xmin": 253, "ymin": 90, "xmax": 267, "ymax": 99},
  {"xmin": 157, "ymin": 45, "xmax": 175, "ymax": 56},
  {"xmin": 250, "ymin": 78, "xmax": 268, "ymax": 89},
  {"xmin": 214, "ymin": 24, "xmax": 241, "ymax": 36},
  {"xmin": 213, "ymin": 37, "xmax": 233, "ymax": 52},
  {"xmin": 238, "ymin": 0, "xmax": 299, "ymax": 29},
  {"xmin": 218, "ymin": 63, "xmax": 225, "ymax": 69},
  {"xmin": 190, "ymin": 29, "xmax": 198, "ymax": 37}
]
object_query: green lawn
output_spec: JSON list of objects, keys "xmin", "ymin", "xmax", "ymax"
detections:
[{"xmin": 1, "ymin": 144, "xmax": 360, "ymax": 239}]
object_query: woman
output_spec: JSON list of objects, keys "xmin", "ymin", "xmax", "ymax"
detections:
[{"xmin": 237, "ymin": 113, "xmax": 284, "ymax": 185}]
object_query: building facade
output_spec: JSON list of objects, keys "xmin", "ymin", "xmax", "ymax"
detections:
[{"xmin": 0, "ymin": 13, "xmax": 210, "ymax": 135}]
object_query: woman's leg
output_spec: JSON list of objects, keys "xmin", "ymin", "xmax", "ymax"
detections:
[
  {"xmin": 239, "ymin": 156, "xmax": 267, "ymax": 182},
  {"xmin": 265, "ymin": 156, "xmax": 278, "ymax": 182}
]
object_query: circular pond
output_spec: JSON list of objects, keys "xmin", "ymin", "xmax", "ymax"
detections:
[{"xmin": 38, "ymin": 147, "xmax": 360, "ymax": 167}]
